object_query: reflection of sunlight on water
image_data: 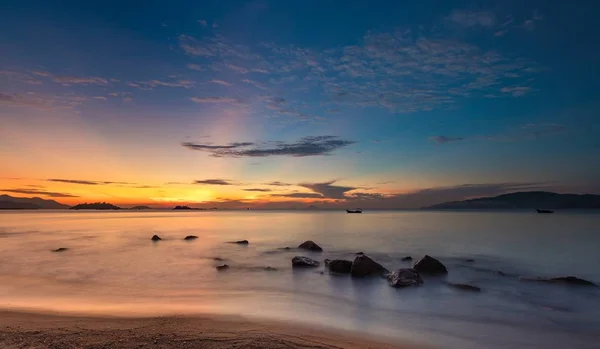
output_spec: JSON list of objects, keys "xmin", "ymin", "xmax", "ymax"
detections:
[{"xmin": 1, "ymin": 211, "xmax": 600, "ymax": 348}]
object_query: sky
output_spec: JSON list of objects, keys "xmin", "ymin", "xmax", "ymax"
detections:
[{"xmin": 1, "ymin": 0, "xmax": 599, "ymax": 209}]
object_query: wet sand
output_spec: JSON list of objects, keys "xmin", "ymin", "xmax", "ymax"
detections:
[{"xmin": 0, "ymin": 311, "xmax": 425, "ymax": 349}]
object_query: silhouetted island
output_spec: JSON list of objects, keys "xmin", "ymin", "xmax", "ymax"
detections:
[
  {"xmin": 173, "ymin": 205, "xmax": 204, "ymax": 210},
  {"xmin": 425, "ymin": 191, "xmax": 600, "ymax": 210},
  {"xmin": 70, "ymin": 202, "xmax": 122, "ymax": 210},
  {"xmin": 0, "ymin": 201, "xmax": 40, "ymax": 209},
  {"xmin": 130, "ymin": 205, "xmax": 152, "ymax": 210}
]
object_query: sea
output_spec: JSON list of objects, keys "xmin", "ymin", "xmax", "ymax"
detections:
[{"xmin": 0, "ymin": 210, "xmax": 599, "ymax": 348}]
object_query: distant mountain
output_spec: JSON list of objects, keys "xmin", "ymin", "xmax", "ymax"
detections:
[
  {"xmin": 0, "ymin": 200, "xmax": 40, "ymax": 209},
  {"xmin": 0, "ymin": 194, "xmax": 69, "ymax": 209},
  {"xmin": 70, "ymin": 202, "xmax": 122, "ymax": 210},
  {"xmin": 425, "ymin": 191, "xmax": 600, "ymax": 210}
]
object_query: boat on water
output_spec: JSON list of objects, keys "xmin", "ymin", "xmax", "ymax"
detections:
[
  {"xmin": 536, "ymin": 209, "xmax": 554, "ymax": 214},
  {"xmin": 346, "ymin": 209, "xmax": 363, "ymax": 213}
]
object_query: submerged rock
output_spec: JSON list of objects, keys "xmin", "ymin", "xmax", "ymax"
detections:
[
  {"xmin": 52, "ymin": 247, "xmax": 69, "ymax": 253},
  {"xmin": 292, "ymin": 256, "xmax": 320, "ymax": 267},
  {"xmin": 213, "ymin": 257, "xmax": 225, "ymax": 261},
  {"xmin": 326, "ymin": 259, "xmax": 353, "ymax": 274},
  {"xmin": 184, "ymin": 235, "xmax": 198, "ymax": 240},
  {"xmin": 465, "ymin": 259, "xmax": 475, "ymax": 263},
  {"xmin": 350, "ymin": 254, "xmax": 388, "ymax": 277},
  {"xmin": 413, "ymin": 255, "xmax": 448, "ymax": 275},
  {"xmin": 216, "ymin": 264, "xmax": 229, "ymax": 270},
  {"xmin": 446, "ymin": 282, "xmax": 481, "ymax": 292},
  {"xmin": 232, "ymin": 240, "xmax": 249, "ymax": 244},
  {"xmin": 522, "ymin": 276, "xmax": 597, "ymax": 287},
  {"xmin": 151, "ymin": 235, "xmax": 162, "ymax": 241},
  {"xmin": 263, "ymin": 266, "xmax": 278, "ymax": 272},
  {"xmin": 387, "ymin": 268, "xmax": 423, "ymax": 287},
  {"xmin": 401, "ymin": 256, "xmax": 413, "ymax": 261},
  {"xmin": 355, "ymin": 251, "xmax": 364, "ymax": 255},
  {"xmin": 298, "ymin": 240, "xmax": 323, "ymax": 252}
]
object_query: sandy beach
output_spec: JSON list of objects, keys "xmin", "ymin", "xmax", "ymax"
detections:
[{"xmin": 0, "ymin": 311, "xmax": 422, "ymax": 349}]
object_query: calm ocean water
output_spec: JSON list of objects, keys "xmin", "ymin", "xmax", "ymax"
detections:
[{"xmin": 0, "ymin": 210, "xmax": 599, "ymax": 348}]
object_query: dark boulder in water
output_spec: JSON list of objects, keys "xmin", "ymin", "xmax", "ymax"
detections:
[
  {"xmin": 387, "ymin": 268, "xmax": 423, "ymax": 287},
  {"xmin": 52, "ymin": 248, "xmax": 69, "ymax": 253},
  {"xmin": 325, "ymin": 259, "xmax": 353, "ymax": 274},
  {"xmin": 446, "ymin": 282, "xmax": 482, "ymax": 292},
  {"xmin": 151, "ymin": 235, "xmax": 162, "ymax": 241},
  {"xmin": 184, "ymin": 235, "xmax": 198, "ymax": 240},
  {"xmin": 401, "ymin": 256, "xmax": 413, "ymax": 261},
  {"xmin": 263, "ymin": 266, "xmax": 278, "ymax": 271},
  {"xmin": 413, "ymin": 255, "xmax": 448, "ymax": 275},
  {"xmin": 298, "ymin": 240, "xmax": 323, "ymax": 252},
  {"xmin": 216, "ymin": 264, "xmax": 229, "ymax": 270},
  {"xmin": 292, "ymin": 256, "xmax": 320, "ymax": 267},
  {"xmin": 350, "ymin": 254, "xmax": 388, "ymax": 277},
  {"xmin": 231, "ymin": 240, "xmax": 249, "ymax": 244},
  {"xmin": 213, "ymin": 257, "xmax": 225, "ymax": 261},
  {"xmin": 521, "ymin": 276, "xmax": 597, "ymax": 287},
  {"xmin": 355, "ymin": 252, "xmax": 364, "ymax": 255}
]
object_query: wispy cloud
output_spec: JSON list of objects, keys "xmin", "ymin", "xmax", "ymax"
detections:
[
  {"xmin": 448, "ymin": 10, "xmax": 496, "ymax": 27},
  {"xmin": 128, "ymin": 79, "xmax": 195, "ymax": 90},
  {"xmin": 194, "ymin": 179, "xmax": 234, "ymax": 185},
  {"xmin": 500, "ymin": 86, "xmax": 533, "ymax": 97},
  {"xmin": 197, "ymin": 19, "xmax": 208, "ymax": 27},
  {"xmin": 32, "ymin": 71, "xmax": 109, "ymax": 86},
  {"xmin": 270, "ymin": 192, "xmax": 324, "ymax": 199},
  {"xmin": 243, "ymin": 188, "xmax": 272, "ymax": 192},
  {"xmin": 429, "ymin": 136, "xmax": 465, "ymax": 144},
  {"xmin": 264, "ymin": 181, "xmax": 293, "ymax": 187},
  {"xmin": 1, "ymin": 188, "xmax": 78, "ymax": 198},
  {"xmin": 299, "ymin": 180, "xmax": 357, "ymax": 199},
  {"xmin": 182, "ymin": 136, "xmax": 355, "ymax": 158},
  {"xmin": 47, "ymin": 179, "xmax": 135, "ymax": 185},
  {"xmin": 190, "ymin": 96, "xmax": 248, "ymax": 107},
  {"xmin": 210, "ymin": 79, "xmax": 232, "ymax": 86},
  {"xmin": 0, "ymin": 92, "xmax": 85, "ymax": 110}
]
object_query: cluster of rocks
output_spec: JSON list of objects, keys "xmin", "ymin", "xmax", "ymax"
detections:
[{"xmin": 137, "ymin": 237, "xmax": 597, "ymax": 289}]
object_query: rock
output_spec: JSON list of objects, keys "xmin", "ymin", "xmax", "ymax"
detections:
[
  {"xmin": 263, "ymin": 266, "xmax": 277, "ymax": 271},
  {"xmin": 281, "ymin": 247, "xmax": 291, "ymax": 250},
  {"xmin": 216, "ymin": 264, "xmax": 229, "ymax": 270},
  {"xmin": 292, "ymin": 256, "xmax": 320, "ymax": 267},
  {"xmin": 232, "ymin": 240, "xmax": 249, "ymax": 244},
  {"xmin": 413, "ymin": 255, "xmax": 448, "ymax": 275},
  {"xmin": 401, "ymin": 256, "xmax": 413, "ymax": 261},
  {"xmin": 52, "ymin": 248, "xmax": 69, "ymax": 252},
  {"xmin": 387, "ymin": 268, "xmax": 423, "ymax": 287},
  {"xmin": 522, "ymin": 276, "xmax": 597, "ymax": 287},
  {"xmin": 184, "ymin": 235, "xmax": 198, "ymax": 240},
  {"xmin": 446, "ymin": 282, "xmax": 481, "ymax": 292},
  {"xmin": 350, "ymin": 254, "xmax": 388, "ymax": 277},
  {"xmin": 151, "ymin": 235, "xmax": 162, "ymax": 241},
  {"xmin": 213, "ymin": 257, "xmax": 224, "ymax": 261},
  {"xmin": 355, "ymin": 252, "xmax": 364, "ymax": 255},
  {"xmin": 465, "ymin": 259, "xmax": 475, "ymax": 262},
  {"xmin": 326, "ymin": 259, "xmax": 353, "ymax": 274},
  {"xmin": 298, "ymin": 240, "xmax": 323, "ymax": 252}
]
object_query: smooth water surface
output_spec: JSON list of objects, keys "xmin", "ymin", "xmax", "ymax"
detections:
[{"xmin": 1, "ymin": 210, "xmax": 599, "ymax": 348}]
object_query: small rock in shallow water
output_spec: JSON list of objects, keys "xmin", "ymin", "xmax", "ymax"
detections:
[
  {"xmin": 401, "ymin": 256, "xmax": 413, "ymax": 261},
  {"xmin": 446, "ymin": 282, "xmax": 481, "ymax": 292},
  {"xmin": 263, "ymin": 266, "xmax": 277, "ymax": 271},
  {"xmin": 351, "ymin": 254, "xmax": 388, "ymax": 277},
  {"xmin": 213, "ymin": 257, "xmax": 224, "ymax": 261},
  {"xmin": 230, "ymin": 240, "xmax": 249, "ymax": 244},
  {"xmin": 298, "ymin": 240, "xmax": 323, "ymax": 252},
  {"xmin": 52, "ymin": 248, "xmax": 69, "ymax": 252},
  {"xmin": 327, "ymin": 259, "xmax": 353, "ymax": 274},
  {"xmin": 388, "ymin": 268, "xmax": 423, "ymax": 287},
  {"xmin": 355, "ymin": 252, "xmax": 364, "ymax": 255},
  {"xmin": 292, "ymin": 256, "xmax": 320, "ymax": 267},
  {"xmin": 184, "ymin": 235, "xmax": 198, "ymax": 240},
  {"xmin": 413, "ymin": 255, "xmax": 448, "ymax": 275},
  {"xmin": 216, "ymin": 264, "xmax": 229, "ymax": 270},
  {"xmin": 151, "ymin": 235, "xmax": 162, "ymax": 241}
]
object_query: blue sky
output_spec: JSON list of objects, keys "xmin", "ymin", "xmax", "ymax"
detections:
[{"xmin": 0, "ymin": 0, "xmax": 599, "ymax": 208}]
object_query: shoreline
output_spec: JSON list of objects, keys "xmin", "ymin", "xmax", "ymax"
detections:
[{"xmin": 0, "ymin": 310, "xmax": 428, "ymax": 349}]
